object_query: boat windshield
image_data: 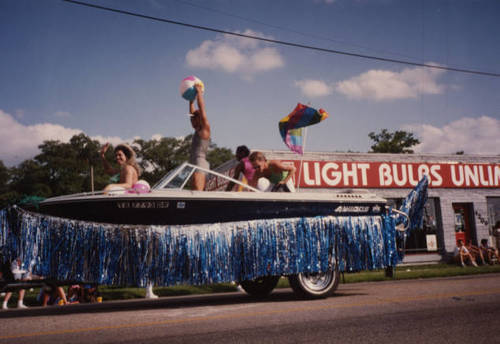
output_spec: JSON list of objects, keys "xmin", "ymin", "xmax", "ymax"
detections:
[{"xmin": 152, "ymin": 162, "xmax": 260, "ymax": 192}]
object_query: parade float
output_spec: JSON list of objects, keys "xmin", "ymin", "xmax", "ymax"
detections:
[{"xmin": 0, "ymin": 91, "xmax": 428, "ymax": 299}]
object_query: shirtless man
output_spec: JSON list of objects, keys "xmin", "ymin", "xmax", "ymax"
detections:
[{"xmin": 189, "ymin": 84, "xmax": 211, "ymax": 191}]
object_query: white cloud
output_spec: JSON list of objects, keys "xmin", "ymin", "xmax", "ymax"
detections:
[
  {"xmin": 336, "ymin": 64, "xmax": 445, "ymax": 101},
  {"xmin": 294, "ymin": 79, "xmax": 334, "ymax": 98},
  {"xmin": 0, "ymin": 109, "xmax": 147, "ymax": 166},
  {"xmin": 404, "ymin": 116, "xmax": 500, "ymax": 154},
  {"xmin": 185, "ymin": 29, "xmax": 285, "ymax": 78},
  {"xmin": 151, "ymin": 134, "xmax": 163, "ymax": 141},
  {"xmin": 0, "ymin": 110, "xmax": 82, "ymax": 166}
]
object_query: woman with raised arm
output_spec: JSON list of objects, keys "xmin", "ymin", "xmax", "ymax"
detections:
[
  {"xmin": 188, "ymin": 83, "xmax": 211, "ymax": 191},
  {"xmin": 100, "ymin": 143, "xmax": 141, "ymax": 192}
]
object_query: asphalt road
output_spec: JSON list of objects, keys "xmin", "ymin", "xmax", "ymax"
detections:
[{"xmin": 1, "ymin": 273, "xmax": 499, "ymax": 344}]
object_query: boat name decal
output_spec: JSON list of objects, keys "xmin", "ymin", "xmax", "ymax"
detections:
[
  {"xmin": 334, "ymin": 205, "xmax": 370, "ymax": 213},
  {"xmin": 116, "ymin": 201, "xmax": 170, "ymax": 209}
]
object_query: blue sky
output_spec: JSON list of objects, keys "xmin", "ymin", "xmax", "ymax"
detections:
[{"xmin": 1, "ymin": 0, "xmax": 500, "ymax": 166}]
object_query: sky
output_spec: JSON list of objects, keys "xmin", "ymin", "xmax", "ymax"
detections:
[{"xmin": 1, "ymin": 0, "xmax": 500, "ymax": 167}]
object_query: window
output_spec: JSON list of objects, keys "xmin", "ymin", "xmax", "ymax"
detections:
[
  {"xmin": 487, "ymin": 197, "xmax": 500, "ymax": 249},
  {"xmin": 387, "ymin": 197, "xmax": 443, "ymax": 253}
]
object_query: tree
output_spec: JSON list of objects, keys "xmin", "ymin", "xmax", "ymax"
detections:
[
  {"xmin": 134, "ymin": 135, "xmax": 234, "ymax": 185},
  {"xmin": 206, "ymin": 145, "xmax": 233, "ymax": 169},
  {"xmin": 0, "ymin": 160, "xmax": 9, "ymax": 192},
  {"xmin": 34, "ymin": 134, "xmax": 106, "ymax": 195},
  {"xmin": 9, "ymin": 159, "xmax": 51, "ymax": 199},
  {"xmin": 0, "ymin": 160, "xmax": 17, "ymax": 208},
  {"xmin": 134, "ymin": 136, "xmax": 192, "ymax": 183},
  {"xmin": 368, "ymin": 129, "xmax": 420, "ymax": 154}
]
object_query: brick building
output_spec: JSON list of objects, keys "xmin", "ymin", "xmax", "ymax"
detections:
[{"xmin": 215, "ymin": 150, "xmax": 500, "ymax": 264}]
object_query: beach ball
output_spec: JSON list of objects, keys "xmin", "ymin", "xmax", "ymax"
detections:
[
  {"xmin": 129, "ymin": 180, "xmax": 151, "ymax": 194},
  {"xmin": 257, "ymin": 178, "xmax": 272, "ymax": 192},
  {"xmin": 180, "ymin": 76, "xmax": 204, "ymax": 101}
]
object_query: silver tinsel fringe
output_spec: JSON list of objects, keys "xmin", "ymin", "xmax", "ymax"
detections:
[
  {"xmin": 0, "ymin": 208, "xmax": 397, "ymax": 287},
  {"xmin": 0, "ymin": 179, "xmax": 427, "ymax": 287}
]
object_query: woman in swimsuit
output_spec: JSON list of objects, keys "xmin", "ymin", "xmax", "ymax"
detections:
[
  {"xmin": 100, "ymin": 143, "xmax": 141, "ymax": 192},
  {"xmin": 188, "ymin": 83, "xmax": 211, "ymax": 191}
]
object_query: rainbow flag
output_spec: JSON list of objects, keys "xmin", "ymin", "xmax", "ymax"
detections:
[{"xmin": 279, "ymin": 103, "xmax": 329, "ymax": 154}]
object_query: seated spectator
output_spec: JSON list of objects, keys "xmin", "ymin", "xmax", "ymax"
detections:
[
  {"xmin": 82, "ymin": 284, "xmax": 100, "ymax": 303},
  {"xmin": 479, "ymin": 239, "xmax": 500, "ymax": 264},
  {"xmin": 249, "ymin": 151, "xmax": 296, "ymax": 192},
  {"xmin": 67, "ymin": 285, "xmax": 81, "ymax": 304},
  {"xmin": 465, "ymin": 240, "xmax": 485, "ymax": 265},
  {"xmin": 454, "ymin": 239, "xmax": 478, "ymax": 267},
  {"xmin": 41, "ymin": 285, "xmax": 68, "ymax": 306},
  {"xmin": 100, "ymin": 143, "xmax": 141, "ymax": 193},
  {"xmin": 2, "ymin": 258, "xmax": 29, "ymax": 309}
]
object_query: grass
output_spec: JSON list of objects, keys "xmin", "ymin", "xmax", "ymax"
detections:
[{"xmin": 7, "ymin": 263, "xmax": 500, "ymax": 307}]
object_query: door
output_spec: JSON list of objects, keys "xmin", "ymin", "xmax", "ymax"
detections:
[{"xmin": 452, "ymin": 203, "xmax": 477, "ymax": 245}]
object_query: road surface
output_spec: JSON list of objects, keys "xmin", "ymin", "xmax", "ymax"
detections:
[{"xmin": 1, "ymin": 273, "xmax": 499, "ymax": 343}]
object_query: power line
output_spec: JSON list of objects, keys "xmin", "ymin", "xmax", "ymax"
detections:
[
  {"xmin": 175, "ymin": 0, "xmax": 419, "ymax": 61},
  {"xmin": 62, "ymin": 0, "xmax": 500, "ymax": 78}
]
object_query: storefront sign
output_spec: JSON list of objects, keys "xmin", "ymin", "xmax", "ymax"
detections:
[
  {"xmin": 284, "ymin": 161, "xmax": 500, "ymax": 189},
  {"xmin": 426, "ymin": 234, "xmax": 438, "ymax": 251}
]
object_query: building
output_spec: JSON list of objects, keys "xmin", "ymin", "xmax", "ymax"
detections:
[{"xmin": 215, "ymin": 150, "xmax": 500, "ymax": 264}]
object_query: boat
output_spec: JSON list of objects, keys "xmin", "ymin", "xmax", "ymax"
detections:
[{"xmin": 38, "ymin": 162, "xmax": 390, "ymax": 226}]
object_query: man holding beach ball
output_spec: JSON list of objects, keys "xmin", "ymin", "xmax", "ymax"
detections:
[{"xmin": 181, "ymin": 76, "xmax": 210, "ymax": 191}]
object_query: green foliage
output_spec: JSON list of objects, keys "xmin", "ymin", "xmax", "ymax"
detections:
[
  {"xmin": 0, "ymin": 160, "xmax": 19, "ymax": 208},
  {"xmin": 135, "ymin": 135, "xmax": 234, "ymax": 185},
  {"xmin": 206, "ymin": 145, "xmax": 233, "ymax": 169},
  {"xmin": 368, "ymin": 129, "xmax": 420, "ymax": 153},
  {"xmin": 134, "ymin": 136, "xmax": 192, "ymax": 184}
]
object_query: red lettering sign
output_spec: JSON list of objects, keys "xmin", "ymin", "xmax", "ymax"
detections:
[{"xmin": 282, "ymin": 161, "xmax": 500, "ymax": 189}]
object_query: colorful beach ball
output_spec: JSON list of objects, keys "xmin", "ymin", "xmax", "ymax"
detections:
[
  {"xmin": 128, "ymin": 180, "xmax": 151, "ymax": 194},
  {"xmin": 179, "ymin": 76, "xmax": 204, "ymax": 101}
]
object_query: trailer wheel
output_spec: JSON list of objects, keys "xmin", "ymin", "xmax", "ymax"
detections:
[
  {"xmin": 240, "ymin": 276, "xmax": 280, "ymax": 297},
  {"xmin": 288, "ymin": 266, "xmax": 339, "ymax": 299}
]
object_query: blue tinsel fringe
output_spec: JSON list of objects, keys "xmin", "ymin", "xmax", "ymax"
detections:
[
  {"xmin": 0, "ymin": 179, "xmax": 427, "ymax": 287},
  {"xmin": 0, "ymin": 208, "xmax": 398, "ymax": 287},
  {"xmin": 397, "ymin": 175, "xmax": 429, "ymax": 260}
]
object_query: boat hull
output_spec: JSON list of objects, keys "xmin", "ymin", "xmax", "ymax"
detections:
[{"xmin": 38, "ymin": 195, "xmax": 386, "ymax": 225}]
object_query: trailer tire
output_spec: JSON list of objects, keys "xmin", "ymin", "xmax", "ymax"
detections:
[
  {"xmin": 288, "ymin": 266, "xmax": 339, "ymax": 299},
  {"xmin": 240, "ymin": 276, "xmax": 280, "ymax": 297}
]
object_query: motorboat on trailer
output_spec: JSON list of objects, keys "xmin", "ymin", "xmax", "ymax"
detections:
[
  {"xmin": 38, "ymin": 162, "xmax": 391, "ymax": 226},
  {"xmin": 16, "ymin": 162, "xmax": 415, "ymax": 299}
]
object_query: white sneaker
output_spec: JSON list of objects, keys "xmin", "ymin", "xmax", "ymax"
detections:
[
  {"xmin": 461, "ymin": 262, "xmax": 465, "ymax": 267},
  {"xmin": 17, "ymin": 303, "xmax": 28, "ymax": 309},
  {"xmin": 2, "ymin": 303, "xmax": 8, "ymax": 310},
  {"xmin": 472, "ymin": 261, "xmax": 478, "ymax": 267},
  {"xmin": 145, "ymin": 285, "xmax": 158, "ymax": 299}
]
